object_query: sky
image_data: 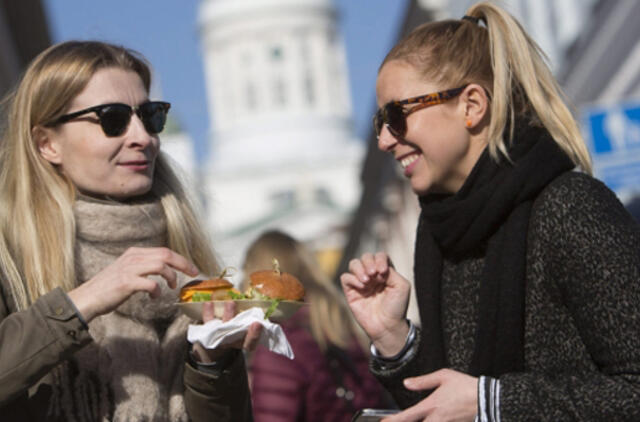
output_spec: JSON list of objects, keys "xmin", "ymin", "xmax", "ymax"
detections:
[{"xmin": 42, "ymin": 0, "xmax": 409, "ymax": 163}]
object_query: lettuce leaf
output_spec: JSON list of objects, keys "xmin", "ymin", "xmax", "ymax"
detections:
[
  {"xmin": 228, "ymin": 290, "xmax": 246, "ymax": 300},
  {"xmin": 264, "ymin": 298, "xmax": 281, "ymax": 319},
  {"xmin": 191, "ymin": 292, "xmax": 212, "ymax": 302}
]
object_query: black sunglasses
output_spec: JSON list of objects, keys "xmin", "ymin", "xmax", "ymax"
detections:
[
  {"xmin": 373, "ymin": 86, "xmax": 467, "ymax": 139},
  {"xmin": 47, "ymin": 101, "xmax": 171, "ymax": 137}
]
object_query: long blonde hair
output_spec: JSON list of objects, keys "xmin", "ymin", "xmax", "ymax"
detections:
[
  {"xmin": 382, "ymin": 1, "xmax": 592, "ymax": 174},
  {"xmin": 0, "ymin": 41, "xmax": 219, "ymax": 310},
  {"xmin": 242, "ymin": 230, "xmax": 367, "ymax": 352}
]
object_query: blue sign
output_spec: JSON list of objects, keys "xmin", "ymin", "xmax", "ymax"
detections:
[{"xmin": 582, "ymin": 101, "xmax": 640, "ymax": 193}]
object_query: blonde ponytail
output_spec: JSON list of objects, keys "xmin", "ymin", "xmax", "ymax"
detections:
[
  {"xmin": 382, "ymin": 1, "xmax": 592, "ymax": 174},
  {"xmin": 467, "ymin": 2, "xmax": 592, "ymax": 173}
]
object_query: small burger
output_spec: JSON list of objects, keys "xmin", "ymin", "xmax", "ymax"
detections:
[
  {"xmin": 232, "ymin": 259, "xmax": 305, "ymax": 318},
  {"xmin": 246, "ymin": 269, "xmax": 305, "ymax": 301},
  {"xmin": 179, "ymin": 277, "xmax": 239, "ymax": 302},
  {"xmin": 238, "ymin": 258, "xmax": 305, "ymax": 301}
]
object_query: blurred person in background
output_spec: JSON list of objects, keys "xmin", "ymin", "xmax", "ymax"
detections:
[
  {"xmin": 242, "ymin": 230, "xmax": 393, "ymax": 421},
  {"xmin": 0, "ymin": 40, "xmax": 259, "ymax": 421},
  {"xmin": 341, "ymin": 2, "xmax": 640, "ymax": 421}
]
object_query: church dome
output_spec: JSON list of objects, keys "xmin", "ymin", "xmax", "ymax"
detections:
[{"xmin": 200, "ymin": 0, "xmax": 334, "ymax": 25}]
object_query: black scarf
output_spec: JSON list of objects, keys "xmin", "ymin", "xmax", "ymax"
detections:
[{"xmin": 414, "ymin": 123, "xmax": 575, "ymax": 378}]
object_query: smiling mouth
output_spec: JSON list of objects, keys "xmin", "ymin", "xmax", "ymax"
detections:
[{"xmin": 399, "ymin": 153, "xmax": 419, "ymax": 169}]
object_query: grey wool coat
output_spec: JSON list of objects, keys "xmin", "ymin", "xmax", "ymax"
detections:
[{"xmin": 372, "ymin": 172, "xmax": 640, "ymax": 421}]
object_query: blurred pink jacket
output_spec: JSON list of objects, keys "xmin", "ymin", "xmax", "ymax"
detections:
[{"xmin": 249, "ymin": 307, "xmax": 391, "ymax": 422}]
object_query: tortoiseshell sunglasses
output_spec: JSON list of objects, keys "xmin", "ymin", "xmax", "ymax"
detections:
[{"xmin": 373, "ymin": 85, "xmax": 467, "ymax": 138}]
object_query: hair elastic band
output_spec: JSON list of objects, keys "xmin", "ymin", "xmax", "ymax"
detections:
[{"xmin": 462, "ymin": 15, "xmax": 481, "ymax": 24}]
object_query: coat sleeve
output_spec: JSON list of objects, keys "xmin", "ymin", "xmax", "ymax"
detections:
[
  {"xmin": 498, "ymin": 174, "xmax": 640, "ymax": 421},
  {"xmin": 183, "ymin": 350, "xmax": 253, "ymax": 422},
  {"xmin": 249, "ymin": 344, "xmax": 307, "ymax": 421},
  {"xmin": 0, "ymin": 287, "xmax": 92, "ymax": 405}
]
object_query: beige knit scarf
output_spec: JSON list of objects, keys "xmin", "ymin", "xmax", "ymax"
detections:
[{"xmin": 49, "ymin": 195, "xmax": 192, "ymax": 421}]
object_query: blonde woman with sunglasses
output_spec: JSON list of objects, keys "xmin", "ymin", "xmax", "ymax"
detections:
[
  {"xmin": 0, "ymin": 41, "xmax": 260, "ymax": 421},
  {"xmin": 341, "ymin": 2, "xmax": 640, "ymax": 421}
]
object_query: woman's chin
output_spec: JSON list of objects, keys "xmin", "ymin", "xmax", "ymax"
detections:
[
  {"xmin": 410, "ymin": 179, "xmax": 432, "ymax": 196},
  {"xmin": 117, "ymin": 185, "xmax": 153, "ymax": 200},
  {"xmin": 80, "ymin": 183, "xmax": 153, "ymax": 201}
]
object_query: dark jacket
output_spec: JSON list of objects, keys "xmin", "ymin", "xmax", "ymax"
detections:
[
  {"xmin": 0, "ymin": 285, "xmax": 252, "ymax": 421},
  {"xmin": 372, "ymin": 172, "xmax": 640, "ymax": 420},
  {"xmin": 250, "ymin": 307, "xmax": 390, "ymax": 421}
]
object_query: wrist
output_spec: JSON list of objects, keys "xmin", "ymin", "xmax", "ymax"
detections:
[
  {"xmin": 63, "ymin": 291, "xmax": 89, "ymax": 328},
  {"xmin": 371, "ymin": 319, "xmax": 412, "ymax": 358},
  {"xmin": 66, "ymin": 285, "xmax": 96, "ymax": 323}
]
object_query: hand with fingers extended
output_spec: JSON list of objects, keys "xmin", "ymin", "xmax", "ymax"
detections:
[
  {"xmin": 190, "ymin": 300, "xmax": 264, "ymax": 363},
  {"xmin": 67, "ymin": 246, "xmax": 199, "ymax": 323},
  {"xmin": 382, "ymin": 369, "xmax": 478, "ymax": 422},
  {"xmin": 339, "ymin": 252, "xmax": 412, "ymax": 357}
]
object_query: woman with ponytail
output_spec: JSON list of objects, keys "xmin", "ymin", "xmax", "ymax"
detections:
[
  {"xmin": 0, "ymin": 40, "xmax": 259, "ymax": 421},
  {"xmin": 340, "ymin": 2, "xmax": 640, "ymax": 421}
]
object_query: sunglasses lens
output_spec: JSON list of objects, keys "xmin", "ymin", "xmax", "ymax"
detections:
[
  {"xmin": 139, "ymin": 102, "xmax": 169, "ymax": 134},
  {"xmin": 99, "ymin": 105, "xmax": 132, "ymax": 137},
  {"xmin": 374, "ymin": 104, "xmax": 405, "ymax": 138},
  {"xmin": 385, "ymin": 104, "xmax": 405, "ymax": 138}
]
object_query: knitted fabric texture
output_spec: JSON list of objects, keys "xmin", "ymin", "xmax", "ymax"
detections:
[
  {"xmin": 49, "ymin": 196, "xmax": 192, "ymax": 421},
  {"xmin": 372, "ymin": 171, "xmax": 640, "ymax": 420},
  {"xmin": 414, "ymin": 124, "xmax": 575, "ymax": 381}
]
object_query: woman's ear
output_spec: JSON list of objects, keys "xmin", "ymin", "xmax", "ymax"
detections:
[
  {"xmin": 460, "ymin": 83, "xmax": 489, "ymax": 129},
  {"xmin": 33, "ymin": 125, "xmax": 62, "ymax": 164}
]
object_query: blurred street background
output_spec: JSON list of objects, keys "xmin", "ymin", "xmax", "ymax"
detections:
[{"xmin": 2, "ymin": 0, "xmax": 638, "ymax": 321}]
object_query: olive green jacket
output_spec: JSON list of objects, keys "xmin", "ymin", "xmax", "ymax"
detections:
[{"xmin": 0, "ymin": 286, "xmax": 253, "ymax": 421}]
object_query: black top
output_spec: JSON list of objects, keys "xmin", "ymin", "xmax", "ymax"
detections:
[{"xmin": 372, "ymin": 171, "xmax": 640, "ymax": 421}]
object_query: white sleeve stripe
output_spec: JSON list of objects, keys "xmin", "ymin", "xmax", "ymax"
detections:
[
  {"xmin": 478, "ymin": 376, "xmax": 501, "ymax": 422},
  {"xmin": 495, "ymin": 380, "xmax": 501, "ymax": 422},
  {"xmin": 490, "ymin": 378, "xmax": 496, "ymax": 420},
  {"xmin": 478, "ymin": 376, "xmax": 488, "ymax": 421}
]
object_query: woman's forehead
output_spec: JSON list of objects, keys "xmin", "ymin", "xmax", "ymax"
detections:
[
  {"xmin": 376, "ymin": 60, "xmax": 438, "ymax": 104},
  {"xmin": 69, "ymin": 67, "xmax": 147, "ymax": 109}
]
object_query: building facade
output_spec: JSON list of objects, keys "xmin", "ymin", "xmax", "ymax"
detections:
[{"xmin": 198, "ymin": 0, "xmax": 364, "ymax": 273}]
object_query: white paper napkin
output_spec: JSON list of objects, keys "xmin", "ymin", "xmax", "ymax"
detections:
[{"xmin": 187, "ymin": 306, "xmax": 294, "ymax": 359}]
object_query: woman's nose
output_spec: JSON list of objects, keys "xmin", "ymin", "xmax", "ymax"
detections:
[
  {"xmin": 377, "ymin": 125, "xmax": 398, "ymax": 152},
  {"xmin": 125, "ymin": 114, "xmax": 153, "ymax": 148}
]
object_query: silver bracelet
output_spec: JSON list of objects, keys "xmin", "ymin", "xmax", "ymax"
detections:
[{"xmin": 370, "ymin": 319, "xmax": 417, "ymax": 362}]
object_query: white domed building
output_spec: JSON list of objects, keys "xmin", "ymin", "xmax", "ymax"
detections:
[{"xmin": 198, "ymin": 0, "xmax": 364, "ymax": 273}]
